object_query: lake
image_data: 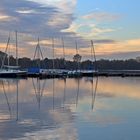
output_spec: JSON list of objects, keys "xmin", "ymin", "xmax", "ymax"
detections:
[{"xmin": 0, "ymin": 77, "xmax": 140, "ymax": 140}]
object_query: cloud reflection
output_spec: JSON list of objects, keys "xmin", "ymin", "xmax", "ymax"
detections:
[{"xmin": 0, "ymin": 77, "xmax": 140, "ymax": 139}]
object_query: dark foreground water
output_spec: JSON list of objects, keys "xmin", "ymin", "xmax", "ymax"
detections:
[{"xmin": 0, "ymin": 77, "xmax": 140, "ymax": 140}]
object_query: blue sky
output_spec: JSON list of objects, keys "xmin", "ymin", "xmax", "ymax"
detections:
[
  {"xmin": 0, "ymin": 0, "xmax": 139, "ymax": 60},
  {"xmin": 75, "ymin": 0, "xmax": 140, "ymax": 40}
]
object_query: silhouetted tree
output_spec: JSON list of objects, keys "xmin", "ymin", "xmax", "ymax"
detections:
[{"xmin": 73, "ymin": 54, "xmax": 82, "ymax": 62}]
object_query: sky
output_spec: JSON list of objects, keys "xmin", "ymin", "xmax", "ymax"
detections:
[{"xmin": 0, "ymin": 0, "xmax": 140, "ymax": 60}]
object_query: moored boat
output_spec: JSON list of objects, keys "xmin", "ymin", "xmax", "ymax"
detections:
[{"xmin": 0, "ymin": 31, "xmax": 27, "ymax": 78}]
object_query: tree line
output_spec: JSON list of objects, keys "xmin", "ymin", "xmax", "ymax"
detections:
[{"xmin": 0, "ymin": 51, "xmax": 140, "ymax": 70}]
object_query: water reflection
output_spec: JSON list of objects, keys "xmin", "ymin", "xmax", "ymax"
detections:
[
  {"xmin": 0, "ymin": 77, "xmax": 140, "ymax": 139},
  {"xmin": 52, "ymin": 77, "xmax": 55, "ymax": 110},
  {"xmin": 1, "ymin": 80, "xmax": 12, "ymax": 120},
  {"xmin": 63, "ymin": 78, "xmax": 66, "ymax": 108},
  {"xmin": 91, "ymin": 77, "xmax": 98, "ymax": 110},
  {"xmin": 16, "ymin": 79, "xmax": 19, "ymax": 121},
  {"xmin": 32, "ymin": 78, "xmax": 46, "ymax": 109},
  {"xmin": 0, "ymin": 79, "xmax": 20, "ymax": 121}
]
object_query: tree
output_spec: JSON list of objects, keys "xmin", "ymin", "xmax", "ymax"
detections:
[{"xmin": 73, "ymin": 54, "xmax": 82, "ymax": 62}]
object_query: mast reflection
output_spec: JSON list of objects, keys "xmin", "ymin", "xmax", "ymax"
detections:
[
  {"xmin": 0, "ymin": 79, "xmax": 20, "ymax": 121},
  {"xmin": 16, "ymin": 78, "xmax": 19, "ymax": 121},
  {"xmin": 2, "ymin": 80, "xmax": 12, "ymax": 120},
  {"xmin": 91, "ymin": 77, "xmax": 98, "ymax": 110},
  {"xmin": 32, "ymin": 78, "xmax": 46, "ymax": 110},
  {"xmin": 76, "ymin": 78, "xmax": 80, "ymax": 108},
  {"xmin": 63, "ymin": 78, "xmax": 66, "ymax": 108}
]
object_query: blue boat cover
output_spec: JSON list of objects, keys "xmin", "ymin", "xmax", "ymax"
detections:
[{"xmin": 28, "ymin": 67, "xmax": 40, "ymax": 73}]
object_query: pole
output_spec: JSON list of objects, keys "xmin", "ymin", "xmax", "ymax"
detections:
[
  {"xmin": 91, "ymin": 40, "xmax": 97, "ymax": 71},
  {"xmin": 1, "ymin": 34, "xmax": 10, "ymax": 69},
  {"xmin": 15, "ymin": 31, "xmax": 18, "ymax": 66},
  {"xmin": 52, "ymin": 38, "xmax": 55, "ymax": 73},
  {"xmin": 62, "ymin": 37, "xmax": 65, "ymax": 69}
]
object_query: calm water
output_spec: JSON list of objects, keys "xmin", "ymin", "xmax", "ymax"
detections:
[{"xmin": 0, "ymin": 77, "xmax": 140, "ymax": 140}]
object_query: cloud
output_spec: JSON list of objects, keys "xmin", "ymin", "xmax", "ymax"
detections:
[
  {"xmin": 62, "ymin": 11, "xmax": 120, "ymax": 40},
  {"xmin": 61, "ymin": 22, "xmax": 81, "ymax": 33},
  {"xmin": 28, "ymin": 39, "xmax": 54, "ymax": 46},
  {"xmin": 83, "ymin": 11, "xmax": 120, "ymax": 22},
  {"xmin": 92, "ymin": 38, "xmax": 140, "ymax": 59},
  {"xmin": 48, "ymin": 13, "xmax": 74, "ymax": 29},
  {"xmin": 94, "ymin": 39, "xmax": 116, "ymax": 44},
  {"xmin": 62, "ymin": 22, "xmax": 116, "ymax": 39},
  {"xmin": 97, "ymin": 51, "xmax": 140, "ymax": 60},
  {"xmin": 25, "ymin": 37, "xmax": 140, "ymax": 60},
  {"xmin": 0, "ymin": 0, "xmax": 76, "ymax": 37},
  {"xmin": 96, "ymin": 38, "xmax": 140, "ymax": 53},
  {"xmin": 126, "ymin": 39, "xmax": 140, "ymax": 46},
  {"xmin": 16, "ymin": 9, "xmax": 36, "ymax": 14},
  {"xmin": 0, "ymin": 13, "xmax": 17, "ymax": 21},
  {"xmin": 65, "ymin": 38, "xmax": 140, "ymax": 60},
  {"xmin": 0, "ymin": 0, "xmax": 139, "ymax": 60},
  {"xmin": 0, "ymin": 42, "xmax": 27, "ymax": 58},
  {"xmin": 0, "ymin": 0, "xmax": 78, "ymax": 58},
  {"xmin": 25, "ymin": 0, "xmax": 76, "ymax": 30},
  {"xmin": 0, "ymin": 15, "xmax": 11, "ymax": 20},
  {"xmin": 26, "ymin": 0, "xmax": 77, "ymax": 14}
]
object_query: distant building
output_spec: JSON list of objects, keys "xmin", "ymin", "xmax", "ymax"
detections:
[{"xmin": 136, "ymin": 57, "xmax": 140, "ymax": 62}]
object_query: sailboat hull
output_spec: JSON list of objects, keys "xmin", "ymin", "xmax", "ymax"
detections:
[{"xmin": 0, "ymin": 70, "xmax": 27, "ymax": 78}]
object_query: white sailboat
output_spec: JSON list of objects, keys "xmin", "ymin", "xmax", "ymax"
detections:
[{"xmin": 0, "ymin": 31, "xmax": 27, "ymax": 78}]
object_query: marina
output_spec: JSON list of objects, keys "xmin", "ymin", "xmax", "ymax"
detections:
[
  {"xmin": 0, "ymin": 33, "xmax": 139, "ymax": 78},
  {"xmin": 0, "ymin": 0, "xmax": 139, "ymax": 139}
]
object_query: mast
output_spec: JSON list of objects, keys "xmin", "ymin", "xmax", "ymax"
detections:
[
  {"xmin": 52, "ymin": 38, "xmax": 55, "ymax": 73},
  {"xmin": 15, "ymin": 31, "xmax": 18, "ymax": 66},
  {"xmin": 33, "ymin": 37, "xmax": 44, "ymax": 70},
  {"xmin": 8, "ymin": 40, "xmax": 10, "ymax": 68},
  {"xmin": 91, "ymin": 40, "xmax": 97, "ymax": 71},
  {"xmin": 91, "ymin": 41, "xmax": 94, "ymax": 69},
  {"xmin": 8, "ymin": 32, "xmax": 11, "ymax": 68},
  {"xmin": 38, "ymin": 38, "xmax": 43, "ymax": 60},
  {"xmin": 37, "ymin": 37, "xmax": 40, "ymax": 69},
  {"xmin": 1, "ymin": 33, "xmax": 10, "ymax": 69},
  {"xmin": 75, "ymin": 40, "xmax": 80, "ymax": 72},
  {"xmin": 75, "ymin": 40, "xmax": 78, "ymax": 54},
  {"xmin": 62, "ymin": 37, "xmax": 65, "ymax": 69}
]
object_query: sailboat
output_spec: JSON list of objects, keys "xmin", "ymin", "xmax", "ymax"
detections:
[
  {"xmin": 27, "ymin": 37, "xmax": 46, "ymax": 77},
  {"xmin": 68, "ymin": 40, "xmax": 82, "ymax": 77},
  {"xmin": 0, "ymin": 31, "xmax": 27, "ymax": 78},
  {"xmin": 82, "ymin": 40, "xmax": 98, "ymax": 76}
]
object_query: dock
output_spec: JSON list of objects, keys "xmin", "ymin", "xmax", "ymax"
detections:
[
  {"xmin": 93, "ymin": 70, "xmax": 140, "ymax": 77},
  {"xmin": 1, "ymin": 69, "xmax": 140, "ymax": 79},
  {"xmin": 27, "ymin": 69, "xmax": 140, "ymax": 78}
]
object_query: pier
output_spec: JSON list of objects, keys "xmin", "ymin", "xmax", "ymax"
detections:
[
  {"xmin": 1, "ymin": 69, "xmax": 140, "ymax": 78},
  {"xmin": 25, "ymin": 69, "xmax": 140, "ymax": 78}
]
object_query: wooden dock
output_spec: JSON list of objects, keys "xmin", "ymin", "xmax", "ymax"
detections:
[
  {"xmin": 30, "ymin": 70, "xmax": 140, "ymax": 78},
  {"xmin": 91, "ymin": 70, "xmax": 140, "ymax": 77},
  {"xmin": 1, "ymin": 70, "xmax": 140, "ymax": 78}
]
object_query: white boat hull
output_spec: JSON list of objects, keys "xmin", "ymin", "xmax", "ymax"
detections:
[{"xmin": 0, "ymin": 69, "xmax": 27, "ymax": 78}]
